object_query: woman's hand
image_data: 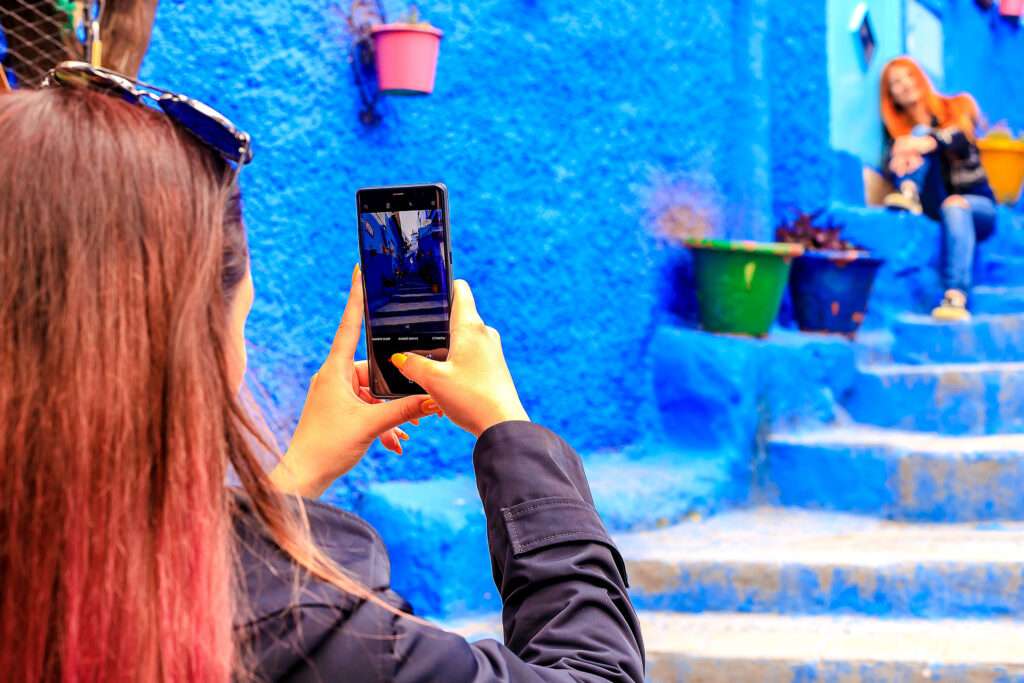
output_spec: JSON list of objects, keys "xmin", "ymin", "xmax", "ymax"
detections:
[
  {"xmin": 389, "ymin": 280, "xmax": 529, "ymax": 438},
  {"xmin": 271, "ymin": 265, "xmax": 438, "ymax": 498},
  {"xmin": 889, "ymin": 151, "xmax": 924, "ymax": 176},
  {"xmin": 893, "ymin": 134, "xmax": 937, "ymax": 156}
]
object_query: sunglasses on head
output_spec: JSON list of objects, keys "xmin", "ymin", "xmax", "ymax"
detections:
[{"xmin": 42, "ymin": 61, "xmax": 253, "ymax": 177}]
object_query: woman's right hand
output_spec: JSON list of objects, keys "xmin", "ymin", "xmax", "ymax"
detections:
[
  {"xmin": 890, "ymin": 151, "xmax": 924, "ymax": 176},
  {"xmin": 389, "ymin": 280, "xmax": 530, "ymax": 437}
]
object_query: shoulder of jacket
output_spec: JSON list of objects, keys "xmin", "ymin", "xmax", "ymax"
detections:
[{"xmin": 232, "ymin": 492, "xmax": 394, "ymax": 623}]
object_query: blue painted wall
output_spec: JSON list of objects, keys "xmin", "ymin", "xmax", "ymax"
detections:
[
  {"xmin": 943, "ymin": 0, "xmax": 1024, "ymax": 134},
  {"xmin": 828, "ymin": 0, "xmax": 906, "ymax": 166},
  {"xmin": 767, "ymin": 2, "xmax": 833, "ymax": 218},
  {"xmin": 139, "ymin": 0, "xmax": 835, "ymax": 504}
]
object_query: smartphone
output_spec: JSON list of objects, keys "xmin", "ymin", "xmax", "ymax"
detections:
[{"xmin": 356, "ymin": 183, "xmax": 453, "ymax": 398}]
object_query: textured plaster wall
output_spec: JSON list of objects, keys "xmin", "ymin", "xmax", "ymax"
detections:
[
  {"xmin": 766, "ymin": 1, "xmax": 833, "ymax": 218},
  {"xmin": 943, "ymin": 0, "xmax": 1024, "ymax": 134},
  {"xmin": 141, "ymin": 1, "xmax": 830, "ymax": 503}
]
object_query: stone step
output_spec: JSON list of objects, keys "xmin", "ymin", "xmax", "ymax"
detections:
[
  {"xmin": 617, "ymin": 507, "xmax": 1024, "ymax": 618},
  {"xmin": 351, "ymin": 443, "xmax": 744, "ymax": 618},
  {"xmin": 447, "ymin": 612, "xmax": 1024, "ymax": 682},
  {"xmin": 972, "ymin": 286, "xmax": 1024, "ymax": 315},
  {"xmin": 765, "ymin": 427, "xmax": 1024, "ymax": 521},
  {"xmin": 849, "ymin": 328, "xmax": 894, "ymax": 364},
  {"xmin": 891, "ymin": 313, "xmax": 1024, "ymax": 364},
  {"xmin": 844, "ymin": 362, "xmax": 1024, "ymax": 435},
  {"xmin": 977, "ymin": 255, "xmax": 1024, "ymax": 287}
]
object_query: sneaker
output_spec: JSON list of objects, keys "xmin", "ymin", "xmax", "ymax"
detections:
[
  {"xmin": 931, "ymin": 289, "xmax": 971, "ymax": 322},
  {"xmin": 883, "ymin": 181, "xmax": 923, "ymax": 215}
]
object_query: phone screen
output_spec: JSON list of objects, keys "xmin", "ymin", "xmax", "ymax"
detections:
[{"xmin": 357, "ymin": 184, "xmax": 451, "ymax": 397}]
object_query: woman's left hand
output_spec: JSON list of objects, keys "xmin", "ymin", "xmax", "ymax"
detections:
[
  {"xmin": 894, "ymin": 134, "xmax": 937, "ymax": 156},
  {"xmin": 270, "ymin": 265, "xmax": 438, "ymax": 498},
  {"xmin": 890, "ymin": 151, "xmax": 924, "ymax": 176}
]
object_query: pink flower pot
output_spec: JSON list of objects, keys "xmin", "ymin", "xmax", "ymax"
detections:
[
  {"xmin": 370, "ymin": 23, "xmax": 443, "ymax": 95},
  {"xmin": 1001, "ymin": 0, "xmax": 1024, "ymax": 16}
]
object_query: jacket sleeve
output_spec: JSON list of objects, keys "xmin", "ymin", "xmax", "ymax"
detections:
[
  {"xmin": 386, "ymin": 421, "xmax": 645, "ymax": 683},
  {"xmin": 932, "ymin": 127, "xmax": 973, "ymax": 160}
]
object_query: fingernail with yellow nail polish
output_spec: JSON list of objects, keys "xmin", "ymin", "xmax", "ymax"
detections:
[
  {"xmin": 421, "ymin": 399, "xmax": 439, "ymax": 414},
  {"xmin": 391, "ymin": 353, "xmax": 407, "ymax": 367},
  {"xmin": 397, "ymin": 430, "xmax": 409, "ymax": 441}
]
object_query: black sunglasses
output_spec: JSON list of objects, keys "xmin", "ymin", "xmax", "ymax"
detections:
[{"xmin": 42, "ymin": 61, "xmax": 253, "ymax": 173}]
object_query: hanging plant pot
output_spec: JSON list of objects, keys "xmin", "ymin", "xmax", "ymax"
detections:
[
  {"xmin": 978, "ymin": 136, "xmax": 1024, "ymax": 205},
  {"xmin": 788, "ymin": 250, "xmax": 884, "ymax": 337},
  {"xmin": 684, "ymin": 239, "xmax": 804, "ymax": 337},
  {"xmin": 1000, "ymin": 0, "xmax": 1024, "ymax": 16},
  {"xmin": 370, "ymin": 23, "xmax": 443, "ymax": 95}
]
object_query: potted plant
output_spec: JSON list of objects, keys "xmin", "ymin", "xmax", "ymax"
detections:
[
  {"xmin": 978, "ymin": 126, "xmax": 1024, "ymax": 205},
  {"xmin": 776, "ymin": 211, "xmax": 884, "ymax": 337},
  {"xmin": 370, "ymin": 6, "xmax": 443, "ymax": 95},
  {"xmin": 682, "ymin": 238, "xmax": 804, "ymax": 337}
]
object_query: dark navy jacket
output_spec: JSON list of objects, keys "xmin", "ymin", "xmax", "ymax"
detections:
[{"xmin": 233, "ymin": 421, "xmax": 645, "ymax": 682}]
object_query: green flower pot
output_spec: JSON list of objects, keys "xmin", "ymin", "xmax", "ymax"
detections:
[{"xmin": 685, "ymin": 239, "xmax": 804, "ymax": 337}]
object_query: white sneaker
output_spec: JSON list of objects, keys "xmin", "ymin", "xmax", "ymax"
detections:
[
  {"xmin": 931, "ymin": 289, "xmax": 971, "ymax": 322},
  {"xmin": 883, "ymin": 181, "xmax": 923, "ymax": 215}
]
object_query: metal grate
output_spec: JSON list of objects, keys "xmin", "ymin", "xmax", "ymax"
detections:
[{"xmin": 0, "ymin": 0, "xmax": 86, "ymax": 89}]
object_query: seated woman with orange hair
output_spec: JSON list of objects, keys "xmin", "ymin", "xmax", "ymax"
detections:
[{"xmin": 881, "ymin": 56, "xmax": 996, "ymax": 321}]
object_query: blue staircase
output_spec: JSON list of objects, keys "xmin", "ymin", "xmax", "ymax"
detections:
[
  {"xmin": 683, "ymin": 206, "xmax": 1024, "ymax": 680},
  {"xmin": 340, "ymin": 206, "xmax": 1024, "ymax": 681}
]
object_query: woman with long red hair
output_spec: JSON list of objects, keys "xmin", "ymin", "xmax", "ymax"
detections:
[
  {"xmin": 880, "ymin": 56, "xmax": 996, "ymax": 321},
  {"xmin": 0, "ymin": 64, "xmax": 643, "ymax": 682}
]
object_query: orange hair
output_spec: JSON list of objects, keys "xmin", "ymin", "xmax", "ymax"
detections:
[{"xmin": 880, "ymin": 56, "xmax": 982, "ymax": 140}]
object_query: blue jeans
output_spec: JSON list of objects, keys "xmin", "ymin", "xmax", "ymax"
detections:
[
  {"xmin": 891, "ymin": 129, "xmax": 996, "ymax": 293},
  {"xmin": 941, "ymin": 193, "xmax": 996, "ymax": 293}
]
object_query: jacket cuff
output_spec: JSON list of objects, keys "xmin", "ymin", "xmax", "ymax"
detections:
[
  {"xmin": 472, "ymin": 421, "xmax": 613, "ymax": 558},
  {"xmin": 473, "ymin": 421, "xmax": 597, "ymax": 511}
]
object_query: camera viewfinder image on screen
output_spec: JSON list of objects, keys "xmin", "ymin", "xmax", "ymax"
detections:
[{"xmin": 359, "ymin": 204, "xmax": 450, "ymax": 396}]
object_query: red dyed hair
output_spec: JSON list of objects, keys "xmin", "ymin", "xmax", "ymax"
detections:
[
  {"xmin": 0, "ymin": 87, "xmax": 375, "ymax": 681},
  {"xmin": 880, "ymin": 56, "xmax": 982, "ymax": 140}
]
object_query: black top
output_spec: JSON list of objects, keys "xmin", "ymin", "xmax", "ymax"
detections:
[
  {"xmin": 884, "ymin": 121, "xmax": 994, "ymax": 208},
  {"xmin": 929, "ymin": 126, "xmax": 994, "ymax": 200},
  {"xmin": 232, "ymin": 421, "xmax": 645, "ymax": 682}
]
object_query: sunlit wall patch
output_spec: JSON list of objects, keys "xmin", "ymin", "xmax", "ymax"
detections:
[{"xmin": 906, "ymin": 0, "xmax": 944, "ymax": 84}]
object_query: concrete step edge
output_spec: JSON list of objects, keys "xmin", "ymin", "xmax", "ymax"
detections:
[
  {"xmin": 768, "ymin": 426, "xmax": 1024, "ymax": 453},
  {"xmin": 614, "ymin": 507, "xmax": 1024, "ymax": 567},
  {"xmin": 858, "ymin": 361, "xmax": 1024, "ymax": 376},
  {"xmin": 446, "ymin": 611, "xmax": 1024, "ymax": 669}
]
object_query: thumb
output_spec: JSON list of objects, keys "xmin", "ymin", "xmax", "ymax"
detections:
[
  {"xmin": 365, "ymin": 394, "xmax": 435, "ymax": 434},
  {"xmin": 389, "ymin": 352, "xmax": 444, "ymax": 388}
]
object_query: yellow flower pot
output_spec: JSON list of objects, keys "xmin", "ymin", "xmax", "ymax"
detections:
[{"xmin": 978, "ymin": 136, "xmax": 1024, "ymax": 205}]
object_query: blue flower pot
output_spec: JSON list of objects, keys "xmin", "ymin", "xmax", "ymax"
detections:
[{"xmin": 789, "ymin": 250, "xmax": 884, "ymax": 336}]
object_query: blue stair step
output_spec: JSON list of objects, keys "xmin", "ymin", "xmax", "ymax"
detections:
[
  {"xmin": 765, "ymin": 427, "xmax": 1024, "ymax": 522},
  {"xmin": 615, "ymin": 507, "xmax": 1024, "ymax": 619},
  {"xmin": 354, "ymin": 445, "xmax": 743, "ymax": 618},
  {"xmin": 891, "ymin": 313, "xmax": 1024, "ymax": 364},
  {"xmin": 976, "ymin": 255, "xmax": 1024, "ymax": 287},
  {"xmin": 844, "ymin": 362, "xmax": 1024, "ymax": 435},
  {"xmin": 849, "ymin": 328, "xmax": 894, "ymax": 365},
  {"xmin": 447, "ymin": 611, "xmax": 1024, "ymax": 682},
  {"xmin": 972, "ymin": 285, "xmax": 1024, "ymax": 315}
]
